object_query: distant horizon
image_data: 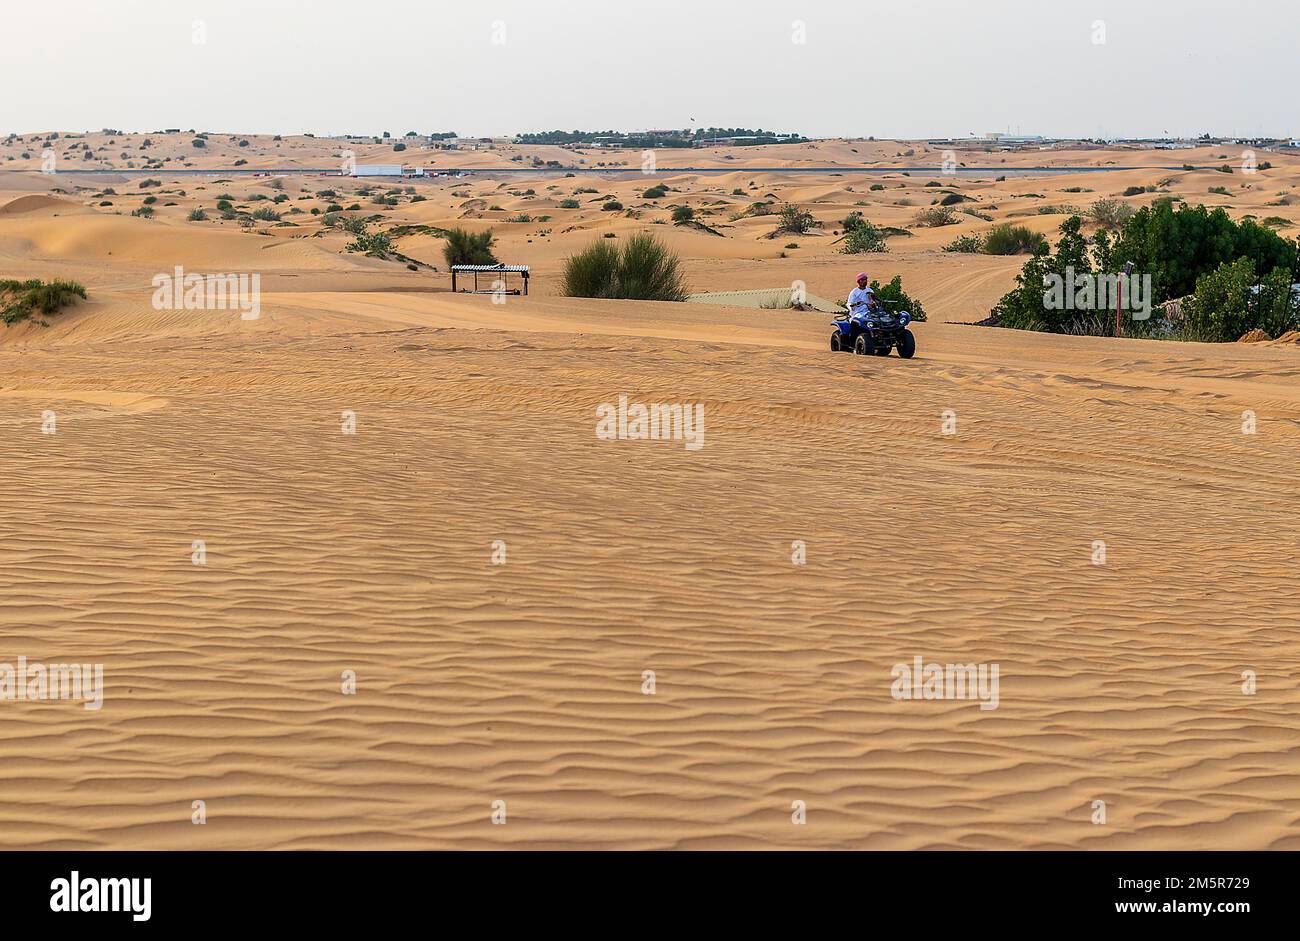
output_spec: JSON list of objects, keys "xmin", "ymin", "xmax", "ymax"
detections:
[
  {"xmin": 4, "ymin": 128, "xmax": 1297, "ymax": 144},
  {"xmin": 4, "ymin": 0, "xmax": 1298, "ymax": 142}
]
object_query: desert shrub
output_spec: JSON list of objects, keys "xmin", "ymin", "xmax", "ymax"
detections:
[
  {"xmin": 1111, "ymin": 201, "xmax": 1298, "ymax": 303},
  {"xmin": 982, "ymin": 223, "xmax": 1046, "ymax": 255},
  {"xmin": 943, "ymin": 234, "xmax": 984, "ymax": 253},
  {"xmin": 1181, "ymin": 258, "xmax": 1298, "ymax": 342},
  {"xmin": 841, "ymin": 219, "xmax": 888, "ymax": 253},
  {"xmin": 990, "ymin": 216, "xmax": 1094, "ymax": 332},
  {"xmin": 869, "ymin": 275, "xmax": 926, "ymax": 321},
  {"xmin": 869, "ymin": 183, "xmax": 885, "ymax": 191},
  {"xmin": 191, "ymin": 138, "xmax": 205, "ymax": 148},
  {"xmin": 939, "ymin": 193, "xmax": 969, "ymax": 206},
  {"xmin": 559, "ymin": 199, "xmax": 580, "ymax": 209},
  {"xmin": 913, "ymin": 205, "xmax": 956, "ymax": 227},
  {"xmin": 442, "ymin": 227, "xmax": 498, "ymax": 266},
  {"xmin": 601, "ymin": 200, "xmax": 623, "ymax": 212},
  {"xmin": 1208, "ymin": 186, "xmax": 1232, "ymax": 196},
  {"xmin": 347, "ymin": 227, "xmax": 393, "ymax": 256},
  {"xmin": 251, "ymin": 207, "xmax": 280, "ymax": 221},
  {"xmin": 1087, "ymin": 198, "xmax": 1134, "ymax": 229},
  {"xmin": 777, "ymin": 203, "xmax": 816, "ymax": 234},
  {"xmin": 0, "ymin": 278, "xmax": 86, "ymax": 325},
  {"xmin": 562, "ymin": 232, "xmax": 688, "ymax": 301},
  {"xmin": 393, "ymin": 142, "xmax": 406, "ymax": 151},
  {"xmin": 131, "ymin": 205, "xmax": 154, "ymax": 218},
  {"xmin": 643, "ymin": 185, "xmax": 668, "ymax": 199},
  {"xmin": 562, "ymin": 238, "xmax": 621, "ymax": 297},
  {"xmin": 1215, "ymin": 164, "xmax": 1232, "ymax": 173},
  {"xmin": 187, "ymin": 208, "xmax": 207, "ymax": 221},
  {"xmin": 672, "ymin": 205, "xmax": 695, "ymax": 223}
]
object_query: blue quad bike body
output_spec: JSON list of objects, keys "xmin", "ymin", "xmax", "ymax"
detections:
[{"xmin": 831, "ymin": 305, "xmax": 916, "ymax": 358}]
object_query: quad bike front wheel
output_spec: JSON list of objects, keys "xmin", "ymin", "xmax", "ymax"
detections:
[
  {"xmin": 853, "ymin": 333, "xmax": 875, "ymax": 356},
  {"xmin": 897, "ymin": 329, "xmax": 916, "ymax": 359}
]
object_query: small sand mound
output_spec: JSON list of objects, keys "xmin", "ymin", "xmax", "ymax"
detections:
[
  {"xmin": 1238, "ymin": 328, "xmax": 1271, "ymax": 343},
  {"xmin": 0, "ymin": 194, "xmax": 85, "ymax": 215},
  {"xmin": 1272, "ymin": 330, "xmax": 1300, "ymax": 345}
]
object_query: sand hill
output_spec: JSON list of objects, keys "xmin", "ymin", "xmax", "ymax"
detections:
[{"xmin": 1, "ymin": 137, "xmax": 1299, "ymax": 849}]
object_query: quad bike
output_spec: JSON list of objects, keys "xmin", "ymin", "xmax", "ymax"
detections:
[{"xmin": 830, "ymin": 302, "xmax": 916, "ymax": 358}]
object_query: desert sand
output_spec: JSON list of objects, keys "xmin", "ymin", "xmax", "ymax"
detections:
[{"xmin": 1, "ymin": 135, "xmax": 1299, "ymax": 849}]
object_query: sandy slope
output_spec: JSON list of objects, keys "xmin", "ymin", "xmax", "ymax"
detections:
[
  {"xmin": 1, "ymin": 284, "xmax": 1299, "ymax": 850},
  {"xmin": 1, "ymin": 141, "xmax": 1299, "ymax": 849}
]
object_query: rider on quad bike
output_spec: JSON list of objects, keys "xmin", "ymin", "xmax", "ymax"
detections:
[
  {"xmin": 847, "ymin": 272, "xmax": 881, "ymax": 319},
  {"xmin": 830, "ymin": 271, "xmax": 917, "ymax": 358}
]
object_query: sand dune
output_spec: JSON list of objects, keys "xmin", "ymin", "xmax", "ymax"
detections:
[{"xmin": 1, "ymin": 138, "xmax": 1299, "ymax": 849}]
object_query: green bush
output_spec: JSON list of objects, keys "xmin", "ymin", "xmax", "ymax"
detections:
[
  {"xmin": 187, "ymin": 208, "xmax": 207, "ymax": 221},
  {"xmin": 1087, "ymin": 198, "xmax": 1134, "ymax": 229},
  {"xmin": 0, "ymin": 278, "xmax": 87, "ymax": 325},
  {"xmin": 1181, "ymin": 258, "xmax": 1298, "ymax": 341},
  {"xmin": 563, "ymin": 238, "xmax": 621, "ymax": 297},
  {"xmin": 251, "ymin": 207, "xmax": 280, "ymax": 221},
  {"xmin": 347, "ymin": 228, "xmax": 394, "ymax": 256},
  {"xmin": 601, "ymin": 200, "xmax": 623, "ymax": 212},
  {"xmin": 869, "ymin": 275, "xmax": 926, "ymax": 321},
  {"xmin": 1112, "ymin": 200, "xmax": 1298, "ymax": 303},
  {"xmin": 671, "ymin": 205, "xmax": 694, "ymax": 223},
  {"xmin": 442, "ymin": 227, "xmax": 498, "ymax": 266},
  {"xmin": 777, "ymin": 203, "xmax": 816, "ymax": 234},
  {"xmin": 841, "ymin": 219, "xmax": 888, "ymax": 253},
  {"xmin": 982, "ymin": 223, "xmax": 1046, "ymax": 255},
  {"xmin": 643, "ymin": 185, "xmax": 668, "ymax": 199},
  {"xmin": 913, "ymin": 205, "xmax": 956, "ymax": 227},
  {"xmin": 562, "ymin": 232, "xmax": 688, "ymax": 301},
  {"xmin": 559, "ymin": 199, "xmax": 581, "ymax": 209},
  {"xmin": 943, "ymin": 234, "xmax": 984, "ymax": 253}
]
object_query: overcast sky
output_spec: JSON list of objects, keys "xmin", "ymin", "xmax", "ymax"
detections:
[{"xmin": 3, "ymin": 0, "xmax": 1294, "ymax": 140}]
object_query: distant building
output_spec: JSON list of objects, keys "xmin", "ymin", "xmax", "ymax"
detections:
[{"xmin": 351, "ymin": 165, "xmax": 403, "ymax": 177}]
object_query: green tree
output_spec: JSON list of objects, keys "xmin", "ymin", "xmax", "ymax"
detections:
[{"xmin": 442, "ymin": 227, "xmax": 498, "ymax": 266}]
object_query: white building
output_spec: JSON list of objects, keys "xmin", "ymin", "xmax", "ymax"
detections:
[{"xmin": 351, "ymin": 164, "xmax": 403, "ymax": 177}]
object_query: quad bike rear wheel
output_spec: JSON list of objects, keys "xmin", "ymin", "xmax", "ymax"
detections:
[{"xmin": 830, "ymin": 331, "xmax": 846, "ymax": 352}]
